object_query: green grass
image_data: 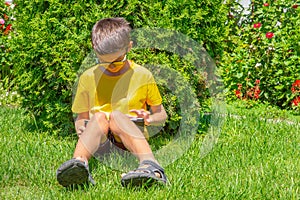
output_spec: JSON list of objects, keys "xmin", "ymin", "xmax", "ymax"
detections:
[{"xmin": 0, "ymin": 106, "xmax": 299, "ymax": 200}]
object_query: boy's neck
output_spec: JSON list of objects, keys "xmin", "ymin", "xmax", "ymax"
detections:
[{"xmin": 100, "ymin": 60, "xmax": 132, "ymax": 76}]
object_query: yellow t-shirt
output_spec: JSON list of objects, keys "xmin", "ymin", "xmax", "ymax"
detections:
[{"xmin": 72, "ymin": 61, "xmax": 162, "ymax": 118}]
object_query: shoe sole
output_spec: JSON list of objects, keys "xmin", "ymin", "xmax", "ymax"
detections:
[
  {"xmin": 121, "ymin": 173, "xmax": 165, "ymax": 187},
  {"xmin": 57, "ymin": 161, "xmax": 89, "ymax": 187}
]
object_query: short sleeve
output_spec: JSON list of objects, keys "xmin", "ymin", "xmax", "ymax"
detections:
[
  {"xmin": 72, "ymin": 75, "xmax": 90, "ymax": 113},
  {"xmin": 146, "ymin": 75, "xmax": 162, "ymax": 106}
]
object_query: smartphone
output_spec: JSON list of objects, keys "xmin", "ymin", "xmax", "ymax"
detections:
[
  {"xmin": 130, "ymin": 117, "xmax": 144, "ymax": 123},
  {"xmin": 84, "ymin": 118, "xmax": 144, "ymax": 127},
  {"xmin": 130, "ymin": 117, "xmax": 144, "ymax": 132}
]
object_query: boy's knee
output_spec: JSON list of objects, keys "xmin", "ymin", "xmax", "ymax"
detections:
[
  {"xmin": 93, "ymin": 112, "xmax": 107, "ymax": 121},
  {"xmin": 91, "ymin": 112, "xmax": 109, "ymax": 131},
  {"xmin": 109, "ymin": 111, "xmax": 128, "ymax": 134},
  {"xmin": 110, "ymin": 110, "xmax": 124, "ymax": 121}
]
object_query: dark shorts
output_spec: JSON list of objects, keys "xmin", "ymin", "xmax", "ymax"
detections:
[
  {"xmin": 85, "ymin": 118, "xmax": 145, "ymax": 158},
  {"xmin": 94, "ymin": 131, "xmax": 128, "ymax": 157},
  {"xmin": 93, "ymin": 132, "xmax": 139, "ymax": 170}
]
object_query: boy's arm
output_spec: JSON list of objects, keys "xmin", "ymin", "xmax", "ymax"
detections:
[
  {"xmin": 130, "ymin": 104, "xmax": 167, "ymax": 126},
  {"xmin": 148, "ymin": 104, "xmax": 167, "ymax": 126},
  {"xmin": 74, "ymin": 111, "xmax": 90, "ymax": 137}
]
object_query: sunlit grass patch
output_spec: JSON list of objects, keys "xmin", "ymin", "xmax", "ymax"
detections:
[{"xmin": 0, "ymin": 106, "xmax": 299, "ymax": 199}]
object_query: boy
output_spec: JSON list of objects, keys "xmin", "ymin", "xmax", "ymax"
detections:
[{"xmin": 56, "ymin": 17, "xmax": 168, "ymax": 187}]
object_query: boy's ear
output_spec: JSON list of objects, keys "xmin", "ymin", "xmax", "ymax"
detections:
[{"xmin": 127, "ymin": 41, "xmax": 133, "ymax": 52}]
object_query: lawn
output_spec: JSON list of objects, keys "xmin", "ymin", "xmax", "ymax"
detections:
[{"xmin": 0, "ymin": 105, "xmax": 299, "ymax": 200}]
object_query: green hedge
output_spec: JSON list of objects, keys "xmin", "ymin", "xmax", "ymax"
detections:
[{"xmin": 9, "ymin": 0, "xmax": 229, "ymax": 135}]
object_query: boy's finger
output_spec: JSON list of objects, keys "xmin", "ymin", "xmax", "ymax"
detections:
[{"xmin": 142, "ymin": 112, "xmax": 147, "ymax": 118}]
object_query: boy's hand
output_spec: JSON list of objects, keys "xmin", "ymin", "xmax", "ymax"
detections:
[
  {"xmin": 75, "ymin": 112, "xmax": 90, "ymax": 137},
  {"xmin": 129, "ymin": 109, "xmax": 151, "ymax": 126},
  {"xmin": 75, "ymin": 118, "xmax": 87, "ymax": 137}
]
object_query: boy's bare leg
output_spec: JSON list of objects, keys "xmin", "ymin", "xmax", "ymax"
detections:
[
  {"xmin": 56, "ymin": 112, "xmax": 109, "ymax": 187},
  {"xmin": 109, "ymin": 110, "xmax": 157, "ymax": 164},
  {"xmin": 73, "ymin": 112, "xmax": 109, "ymax": 162}
]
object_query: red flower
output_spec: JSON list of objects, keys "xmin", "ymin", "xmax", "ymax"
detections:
[
  {"xmin": 254, "ymin": 85, "xmax": 260, "ymax": 99},
  {"xmin": 253, "ymin": 23, "xmax": 262, "ymax": 29},
  {"xmin": 3, "ymin": 14, "xmax": 9, "ymax": 20},
  {"xmin": 253, "ymin": 80, "xmax": 261, "ymax": 99},
  {"xmin": 246, "ymin": 88, "xmax": 254, "ymax": 98},
  {"xmin": 292, "ymin": 4, "xmax": 298, "ymax": 9},
  {"xmin": 263, "ymin": 3, "xmax": 269, "ymax": 7},
  {"xmin": 254, "ymin": 90, "xmax": 260, "ymax": 99},
  {"xmin": 3, "ymin": 24, "xmax": 12, "ymax": 35},
  {"xmin": 293, "ymin": 80, "xmax": 300, "ymax": 86},
  {"xmin": 292, "ymin": 96, "xmax": 300, "ymax": 106},
  {"xmin": 291, "ymin": 80, "xmax": 300, "ymax": 93},
  {"xmin": 266, "ymin": 32, "xmax": 274, "ymax": 39},
  {"xmin": 5, "ymin": 2, "xmax": 11, "ymax": 6},
  {"xmin": 235, "ymin": 90, "xmax": 242, "ymax": 99}
]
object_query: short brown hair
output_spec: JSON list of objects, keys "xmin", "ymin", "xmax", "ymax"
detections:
[{"xmin": 91, "ymin": 17, "xmax": 131, "ymax": 55}]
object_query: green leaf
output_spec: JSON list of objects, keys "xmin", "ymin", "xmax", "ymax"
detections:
[{"xmin": 274, "ymin": 85, "xmax": 284, "ymax": 90}]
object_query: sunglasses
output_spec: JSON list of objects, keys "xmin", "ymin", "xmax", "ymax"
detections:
[
  {"xmin": 97, "ymin": 46, "xmax": 128, "ymax": 65},
  {"xmin": 98, "ymin": 55, "xmax": 127, "ymax": 67}
]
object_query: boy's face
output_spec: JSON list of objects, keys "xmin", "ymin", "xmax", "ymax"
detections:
[
  {"xmin": 97, "ymin": 50, "xmax": 127, "ymax": 73},
  {"xmin": 96, "ymin": 42, "xmax": 132, "ymax": 73},
  {"xmin": 96, "ymin": 41, "xmax": 132, "ymax": 63}
]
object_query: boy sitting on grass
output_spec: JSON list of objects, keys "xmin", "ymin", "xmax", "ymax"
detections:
[{"xmin": 56, "ymin": 17, "xmax": 168, "ymax": 187}]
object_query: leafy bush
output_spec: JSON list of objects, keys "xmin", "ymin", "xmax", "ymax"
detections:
[
  {"xmin": 10, "ymin": 1, "xmax": 95, "ymax": 134},
  {"xmin": 0, "ymin": 1, "xmax": 17, "ymax": 106},
  {"xmin": 220, "ymin": 0, "xmax": 300, "ymax": 109},
  {"xmin": 0, "ymin": 2, "xmax": 15, "ymax": 76},
  {"xmin": 10, "ymin": 0, "xmax": 229, "ymax": 135}
]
